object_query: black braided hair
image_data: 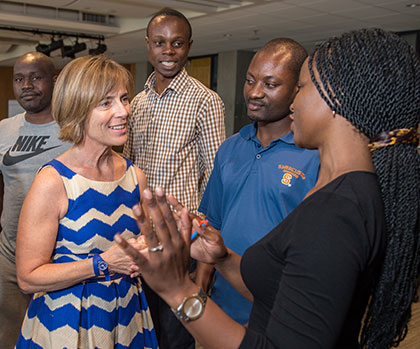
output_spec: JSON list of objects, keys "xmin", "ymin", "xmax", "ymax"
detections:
[{"xmin": 308, "ymin": 28, "xmax": 420, "ymax": 348}]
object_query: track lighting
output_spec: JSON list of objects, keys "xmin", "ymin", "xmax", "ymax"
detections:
[
  {"xmin": 89, "ymin": 41, "xmax": 107, "ymax": 55},
  {"xmin": 0, "ymin": 26, "xmax": 105, "ymax": 59},
  {"xmin": 61, "ymin": 41, "xmax": 87, "ymax": 59},
  {"xmin": 35, "ymin": 38, "xmax": 63, "ymax": 56},
  {"xmin": 0, "ymin": 26, "xmax": 105, "ymax": 58}
]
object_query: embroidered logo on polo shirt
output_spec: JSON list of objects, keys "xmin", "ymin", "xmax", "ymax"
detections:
[{"xmin": 278, "ymin": 164, "xmax": 306, "ymax": 187}]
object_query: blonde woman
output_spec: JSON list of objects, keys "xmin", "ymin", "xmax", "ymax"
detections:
[{"xmin": 15, "ymin": 55, "xmax": 158, "ymax": 348}]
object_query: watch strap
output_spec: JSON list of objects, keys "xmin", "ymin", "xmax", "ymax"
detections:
[
  {"xmin": 92, "ymin": 254, "xmax": 110, "ymax": 281},
  {"xmin": 92, "ymin": 255, "xmax": 100, "ymax": 276}
]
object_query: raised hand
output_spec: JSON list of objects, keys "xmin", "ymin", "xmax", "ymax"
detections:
[
  {"xmin": 167, "ymin": 194, "xmax": 229, "ymax": 265},
  {"xmin": 115, "ymin": 187, "xmax": 195, "ymax": 300}
]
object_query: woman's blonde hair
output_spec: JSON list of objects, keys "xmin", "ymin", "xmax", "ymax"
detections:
[{"xmin": 52, "ymin": 55, "xmax": 133, "ymax": 145}]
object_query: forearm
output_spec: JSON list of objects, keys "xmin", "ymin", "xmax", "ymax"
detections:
[
  {"xmin": 17, "ymin": 257, "xmax": 96, "ymax": 294},
  {"xmin": 215, "ymin": 249, "xmax": 253, "ymax": 302},
  {"xmin": 186, "ymin": 297, "xmax": 246, "ymax": 348},
  {"xmin": 195, "ymin": 261, "xmax": 215, "ymax": 293},
  {"xmin": 162, "ymin": 281, "xmax": 246, "ymax": 349}
]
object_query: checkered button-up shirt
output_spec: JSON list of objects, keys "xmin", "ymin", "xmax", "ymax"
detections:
[{"xmin": 124, "ymin": 69, "xmax": 225, "ymax": 213}]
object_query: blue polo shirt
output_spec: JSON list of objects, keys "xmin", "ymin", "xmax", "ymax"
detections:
[{"xmin": 199, "ymin": 122, "xmax": 320, "ymax": 324}]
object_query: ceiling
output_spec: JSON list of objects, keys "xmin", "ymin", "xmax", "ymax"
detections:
[{"xmin": 0, "ymin": 0, "xmax": 419, "ymax": 68}]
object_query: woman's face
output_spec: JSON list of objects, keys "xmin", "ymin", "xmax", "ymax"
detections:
[
  {"xmin": 290, "ymin": 57, "xmax": 333, "ymax": 149},
  {"xmin": 84, "ymin": 85, "xmax": 130, "ymax": 148}
]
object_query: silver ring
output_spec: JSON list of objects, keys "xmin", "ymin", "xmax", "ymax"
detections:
[{"xmin": 148, "ymin": 244, "xmax": 164, "ymax": 252}]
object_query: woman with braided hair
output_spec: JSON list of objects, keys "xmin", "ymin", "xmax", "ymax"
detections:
[
  {"xmin": 299, "ymin": 28, "xmax": 420, "ymax": 348},
  {"xmin": 115, "ymin": 28, "xmax": 420, "ymax": 348}
]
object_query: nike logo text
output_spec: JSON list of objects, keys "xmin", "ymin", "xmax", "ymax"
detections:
[{"xmin": 3, "ymin": 135, "xmax": 61, "ymax": 166}]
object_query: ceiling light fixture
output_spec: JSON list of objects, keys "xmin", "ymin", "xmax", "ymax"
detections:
[
  {"xmin": 61, "ymin": 41, "xmax": 87, "ymax": 59},
  {"xmin": 0, "ymin": 25, "xmax": 104, "ymax": 59},
  {"xmin": 249, "ymin": 29, "xmax": 260, "ymax": 41},
  {"xmin": 36, "ymin": 38, "xmax": 63, "ymax": 56},
  {"xmin": 89, "ymin": 40, "xmax": 107, "ymax": 55},
  {"xmin": 0, "ymin": 25, "xmax": 104, "ymax": 42},
  {"xmin": 406, "ymin": 3, "xmax": 419, "ymax": 7}
]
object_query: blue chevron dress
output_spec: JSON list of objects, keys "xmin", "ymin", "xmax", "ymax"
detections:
[{"xmin": 16, "ymin": 158, "xmax": 158, "ymax": 349}]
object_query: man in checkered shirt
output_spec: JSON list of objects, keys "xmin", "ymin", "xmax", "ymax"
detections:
[{"xmin": 123, "ymin": 7, "xmax": 225, "ymax": 349}]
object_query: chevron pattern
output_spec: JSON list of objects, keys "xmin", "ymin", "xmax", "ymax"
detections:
[{"xmin": 16, "ymin": 158, "xmax": 158, "ymax": 348}]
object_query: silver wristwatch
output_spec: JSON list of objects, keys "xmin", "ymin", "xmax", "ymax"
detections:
[{"xmin": 172, "ymin": 288, "xmax": 207, "ymax": 322}]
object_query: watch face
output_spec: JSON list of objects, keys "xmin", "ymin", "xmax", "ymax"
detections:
[
  {"xmin": 183, "ymin": 297, "xmax": 204, "ymax": 320},
  {"xmin": 98, "ymin": 260, "xmax": 108, "ymax": 271}
]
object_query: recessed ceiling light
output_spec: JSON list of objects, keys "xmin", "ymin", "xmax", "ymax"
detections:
[
  {"xmin": 406, "ymin": 3, "xmax": 419, "ymax": 7},
  {"xmin": 249, "ymin": 29, "xmax": 260, "ymax": 41}
]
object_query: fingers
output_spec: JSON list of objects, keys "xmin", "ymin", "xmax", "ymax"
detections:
[
  {"xmin": 179, "ymin": 207, "xmax": 193, "ymax": 242},
  {"xmin": 133, "ymin": 236, "xmax": 147, "ymax": 250},
  {"xmin": 135, "ymin": 188, "xmax": 191, "ymax": 253},
  {"xmin": 167, "ymin": 194, "xmax": 201, "ymax": 222},
  {"xmin": 192, "ymin": 218, "xmax": 209, "ymax": 238},
  {"xmin": 132, "ymin": 192, "xmax": 160, "ymax": 248},
  {"xmin": 154, "ymin": 187, "xmax": 179, "ymax": 245},
  {"xmin": 105, "ymin": 242, "xmax": 142, "ymax": 276},
  {"xmin": 171, "ymin": 209, "xmax": 191, "ymax": 237},
  {"xmin": 191, "ymin": 219, "xmax": 223, "ymax": 248},
  {"xmin": 114, "ymin": 233, "xmax": 146, "ymax": 266},
  {"xmin": 167, "ymin": 194, "xmax": 183, "ymax": 211},
  {"xmin": 190, "ymin": 221, "xmax": 228, "ymax": 263}
]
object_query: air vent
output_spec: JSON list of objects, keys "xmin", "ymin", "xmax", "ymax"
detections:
[
  {"xmin": 0, "ymin": 1, "xmax": 117, "ymax": 27},
  {"xmin": 83, "ymin": 13, "xmax": 107, "ymax": 25}
]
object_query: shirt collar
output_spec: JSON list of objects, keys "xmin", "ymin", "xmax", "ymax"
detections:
[
  {"xmin": 144, "ymin": 68, "xmax": 189, "ymax": 96},
  {"xmin": 240, "ymin": 121, "xmax": 295, "ymax": 146}
]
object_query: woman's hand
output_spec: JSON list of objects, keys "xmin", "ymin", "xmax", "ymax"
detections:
[
  {"xmin": 167, "ymin": 194, "xmax": 229, "ymax": 266},
  {"xmin": 115, "ymin": 187, "xmax": 195, "ymax": 300},
  {"xmin": 189, "ymin": 220, "xmax": 229, "ymax": 265},
  {"xmin": 101, "ymin": 238, "xmax": 139, "ymax": 276}
]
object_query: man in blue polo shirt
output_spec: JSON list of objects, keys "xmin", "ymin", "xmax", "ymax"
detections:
[{"xmin": 198, "ymin": 38, "xmax": 320, "ymax": 324}]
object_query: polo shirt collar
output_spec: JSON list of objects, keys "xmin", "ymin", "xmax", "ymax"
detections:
[
  {"xmin": 240, "ymin": 121, "xmax": 296, "ymax": 146},
  {"xmin": 145, "ymin": 68, "xmax": 189, "ymax": 96}
]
